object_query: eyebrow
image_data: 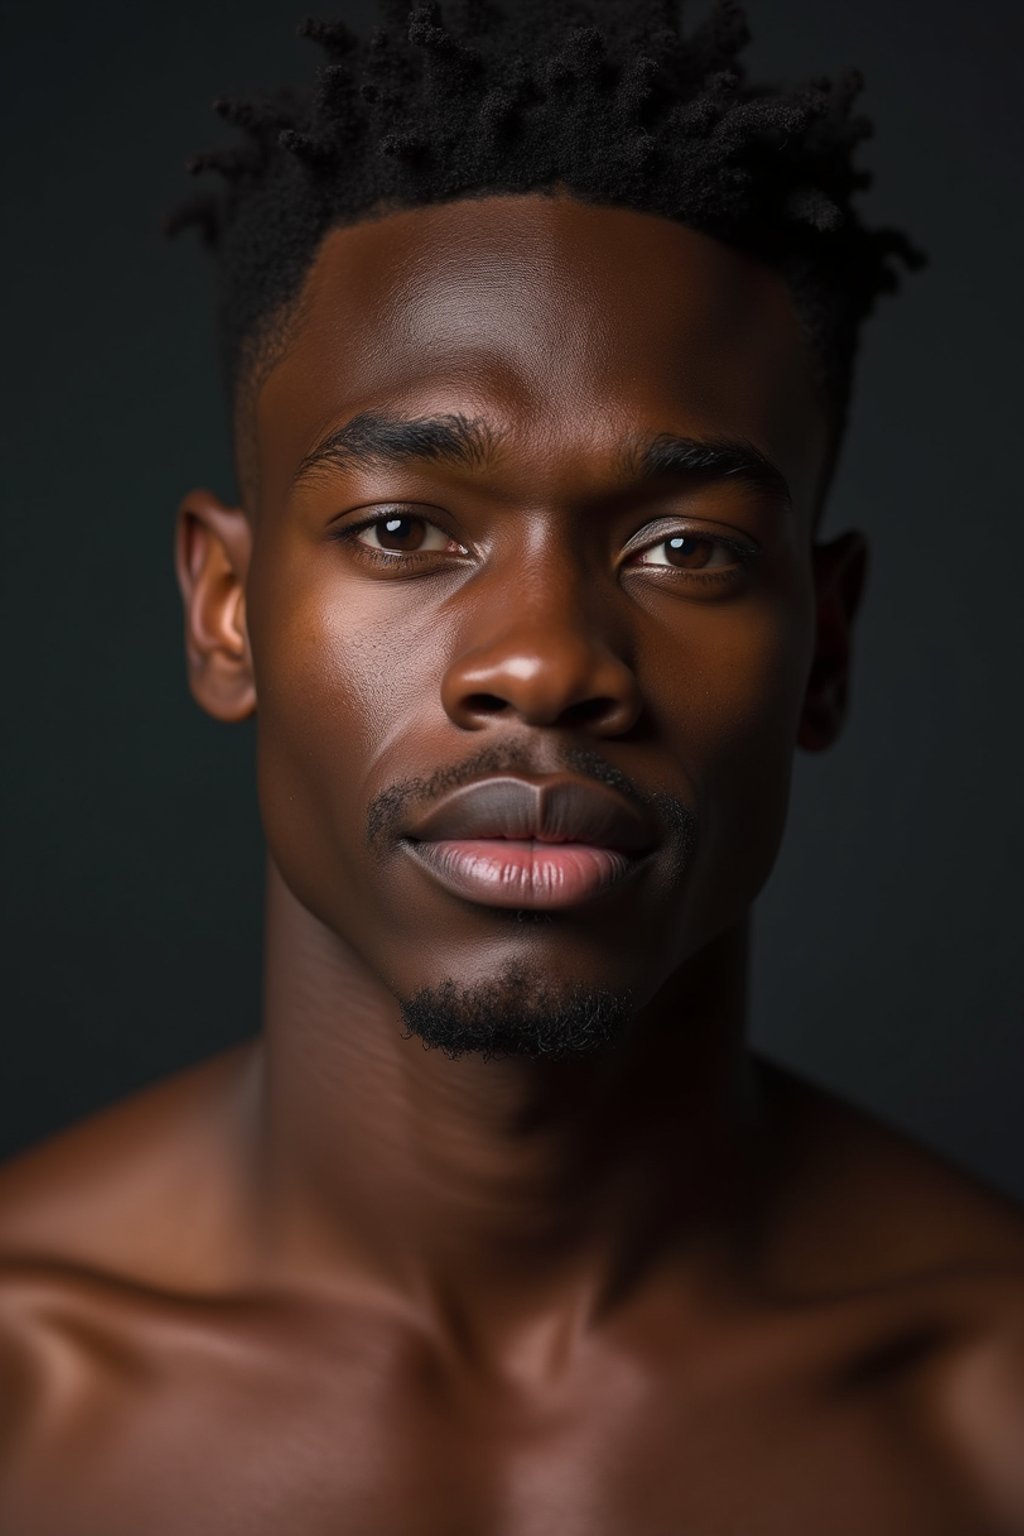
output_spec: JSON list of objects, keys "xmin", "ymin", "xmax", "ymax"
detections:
[
  {"xmin": 619, "ymin": 431, "xmax": 792, "ymax": 510},
  {"xmin": 292, "ymin": 410, "xmax": 792, "ymax": 509},
  {"xmin": 293, "ymin": 412, "xmax": 499, "ymax": 487}
]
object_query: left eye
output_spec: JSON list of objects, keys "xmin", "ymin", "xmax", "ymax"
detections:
[{"xmin": 635, "ymin": 532, "xmax": 734, "ymax": 572}]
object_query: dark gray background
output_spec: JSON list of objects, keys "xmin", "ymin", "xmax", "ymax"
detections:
[{"xmin": 2, "ymin": 0, "xmax": 1021, "ymax": 1196}]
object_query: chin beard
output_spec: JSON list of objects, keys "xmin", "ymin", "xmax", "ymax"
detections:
[{"xmin": 397, "ymin": 952, "xmax": 636, "ymax": 1064}]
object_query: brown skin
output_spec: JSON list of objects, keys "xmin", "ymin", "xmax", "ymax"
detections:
[{"xmin": 2, "ymin": 193, "xmax": 1023, "ymax": 1534}]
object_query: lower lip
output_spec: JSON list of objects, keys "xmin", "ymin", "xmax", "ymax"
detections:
[{"xmin": 403, "ymin": 838, "xmax": 645, "ymax": 910}]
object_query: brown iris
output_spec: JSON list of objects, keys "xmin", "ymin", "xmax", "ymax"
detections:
[
  {"xmin": 662, "ymin": 534, "xmax": 714, "ymax": 569},
  {"xmin": 374, "ymin": 515, "xmax": 430, "ymax": 551}
]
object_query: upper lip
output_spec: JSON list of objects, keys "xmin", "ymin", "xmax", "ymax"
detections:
[{"xmin": 402, "ymin": 775, "xmax": 657, "ymax": 855}]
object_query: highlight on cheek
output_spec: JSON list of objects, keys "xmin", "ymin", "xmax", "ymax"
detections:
[{"xmin": 326, "ymin": 509, "xmax": 760, "ymax": 589}]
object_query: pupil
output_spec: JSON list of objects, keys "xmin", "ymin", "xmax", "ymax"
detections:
[{"xmin": 381, "ymin": 515, "xmax": 420, "ymax": 549}]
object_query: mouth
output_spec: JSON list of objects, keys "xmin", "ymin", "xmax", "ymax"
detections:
[
  {"xmin": 402, "ymin": 835, "xmax": 652, "ymax": 910},
  {"xmin": 399, "ymin": 774, "xmax": 659, "ymax": 911}
]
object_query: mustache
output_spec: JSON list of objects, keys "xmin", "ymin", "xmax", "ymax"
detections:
[{"xmin": 367, "ymin": 742, "xmax": 698, "ymax": 860}]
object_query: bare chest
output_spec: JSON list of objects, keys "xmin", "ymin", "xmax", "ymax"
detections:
[{"xmin": 0, "ymin": 1295, "xmax": 995, "ymax": 1536}]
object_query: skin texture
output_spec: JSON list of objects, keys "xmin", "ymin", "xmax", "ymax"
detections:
[{"xmin": 2, "ymin": 193, "xmax": 1023, "ymax": 1534}]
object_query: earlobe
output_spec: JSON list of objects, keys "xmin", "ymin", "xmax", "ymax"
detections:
[
  {"xmin": 173, "ymin": 487, "xmax": 256, "ymax": 723},
  {"xmin": 797, "ymin": 529, "xmax": 869, "ymax": 753}
]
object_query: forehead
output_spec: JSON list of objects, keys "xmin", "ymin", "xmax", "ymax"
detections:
[{"xmin": 255, "ymin": 193, "xmax": 829, "ymax": 519}]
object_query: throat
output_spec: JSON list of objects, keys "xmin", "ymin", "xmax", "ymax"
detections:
[{"xmin": 248, "ymin": 855, "xmax": 767, "ymax": 1345}]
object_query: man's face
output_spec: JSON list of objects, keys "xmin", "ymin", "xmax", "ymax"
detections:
[{"xmin": 227, "ymin": 193, "xmax": 841, "ymax": 1058}]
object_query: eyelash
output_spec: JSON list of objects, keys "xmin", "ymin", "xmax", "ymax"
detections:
[{"xmin": 327, "ymin": 510, "xmax": 758, "ymax": 587}]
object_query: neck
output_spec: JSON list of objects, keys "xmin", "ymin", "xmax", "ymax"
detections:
[{"xmin": 246, "ymin": 855, "xmax": 771, "ymax": 1356}]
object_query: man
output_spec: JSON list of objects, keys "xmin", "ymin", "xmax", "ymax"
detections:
[{"xmin": 1, "ymin": 1, "xmax": 1022, "ymax": 1530}]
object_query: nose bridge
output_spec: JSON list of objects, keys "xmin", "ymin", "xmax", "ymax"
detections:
[{"xmin": 439, "ymin": 529, "xmax": 643, "ymax": 732}]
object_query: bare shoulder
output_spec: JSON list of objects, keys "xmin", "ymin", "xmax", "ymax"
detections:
[
  {"xmin": 0, "ymin": 1043, "xmax": 263, "ymax": 1475},
  {"xmin": 757, "ymin": 1056, "xmax": 1024, "ymax": 1530},
  {"xmin": 0, "ymin": 1041, "xmax": 260, "ymax": 1290},
  {"xmin": 755, "ymin": 1053, "xmax": 1024, "ymax": 1288}
]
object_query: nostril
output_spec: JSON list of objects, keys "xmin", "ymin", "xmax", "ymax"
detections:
[
  {"xmin": 566, "ymin": 697, "xmax": 613, "ymax": 726},
  {"xmin": 465, "ymin": 693, "xmax": 508, "ymax": 714}
]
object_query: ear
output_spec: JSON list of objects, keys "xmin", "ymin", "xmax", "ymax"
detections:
[
  {"xmin": 797, "ymin": 528, "xmax": 869, "ymax": 753},
  {"xmin": 173, "ymin": 487, "xmax": 256, "ymax": 722}
]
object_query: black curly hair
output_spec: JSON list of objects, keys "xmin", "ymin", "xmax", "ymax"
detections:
[{"xmin": 166, "ymin": 0, "xmax": 925, "ymax": 515}]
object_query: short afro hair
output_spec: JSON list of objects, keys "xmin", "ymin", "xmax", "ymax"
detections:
[{"xmin": 166, "ymin": 0, "xmax": 925, "ymax": 512}]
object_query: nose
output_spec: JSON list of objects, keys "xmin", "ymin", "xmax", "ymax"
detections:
[{"xmin": 440, "ymin": 567, "xmax": 643, "ymax": 735}]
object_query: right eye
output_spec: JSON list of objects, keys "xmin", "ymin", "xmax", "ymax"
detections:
[{"xmin": 329, "ymin": 510, "xmax": 467, "ymax": 564}]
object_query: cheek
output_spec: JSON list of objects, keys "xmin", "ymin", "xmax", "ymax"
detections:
[
  {"xmin": 669, "ymin": 583, "xmax": 814, "ymax": 944},
  {"xmin": 244, "ymin": 535, "xmax": 443, "ymax": 929}
]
